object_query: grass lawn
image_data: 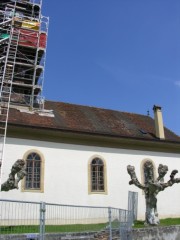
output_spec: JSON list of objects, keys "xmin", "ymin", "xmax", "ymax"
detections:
[
  {"xmin": 134, "ymin": 218, "xmax": 180, "ymax": 228},
  {"xmin": 1, "ymin": 218, "xmax": 180, "ymax": 234},
  {"xmin": 0, "ymin": 223, "xmax": 107, "ymax": 234}
]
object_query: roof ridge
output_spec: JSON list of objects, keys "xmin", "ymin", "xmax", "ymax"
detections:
[{"xmin": 45, "ymin": 100, "xmax": 151, "ymax": 118}]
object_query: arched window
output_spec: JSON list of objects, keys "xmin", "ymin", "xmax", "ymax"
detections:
[
  {"xmin": 21, "ymin": 150, "xmax": 44, "ymax": 192},
  {"xmin": 25, "ymin": 152, "xmax": 41, "ymax": 189},
  {"xmin": 91, "ymin": 158, "xmax": 105, "ymax": 192}
]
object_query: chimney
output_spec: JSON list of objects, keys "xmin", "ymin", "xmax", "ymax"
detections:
[{"xmin": 153, "ymin": 105, "xmax": 165, "ymax": 139}]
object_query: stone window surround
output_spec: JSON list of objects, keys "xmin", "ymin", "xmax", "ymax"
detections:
[
  {"xmin": 88, "ymin": 155, "xmax": 108, "ymax": 195},
  {"xmin": 21, "ymin": 149, "xmax": 45, "ymax": 193}
]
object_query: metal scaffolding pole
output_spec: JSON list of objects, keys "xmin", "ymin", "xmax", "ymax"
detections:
[{"xmin": 0, "ymin": 0, "xmax": 49, "ymax": 188}]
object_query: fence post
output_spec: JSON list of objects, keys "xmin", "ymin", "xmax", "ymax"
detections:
[
  {"xmin": 39, "ymin": 201, "xmax": 46, "ymax": 240},
  {"xmin": 119, "ymin": 209, "xmax": 121, "ymax": 239},
  {"xmin": 108, "ymin": 207, "xmax": 112, "ymax": 240}
]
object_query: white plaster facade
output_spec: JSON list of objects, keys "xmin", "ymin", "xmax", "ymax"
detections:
[{"xmin": 1, "ymin": 136, "xmax": 180, "ymax": 220}]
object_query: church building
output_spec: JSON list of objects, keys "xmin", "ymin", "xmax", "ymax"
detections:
[
  {"xmin": 0, "ymin": 0, "xmax": 180, "ymax": 221},
  {"xmin": 1, "ymin": 102, "xmax": 180, "ymax": 220}
]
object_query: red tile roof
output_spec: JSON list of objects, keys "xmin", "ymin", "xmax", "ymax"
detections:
[{"xmin": 8, "ymin": 101, "xmax": 180, "ymax": 142}]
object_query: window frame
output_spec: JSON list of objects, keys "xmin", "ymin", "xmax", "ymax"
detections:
[
  {"xmin": 88, "ymin": 155, "xmax": 107, "ymax": 195},
  {"xmin": 21, "ymin": 149, "xmax": 45, "ymax": 193}
]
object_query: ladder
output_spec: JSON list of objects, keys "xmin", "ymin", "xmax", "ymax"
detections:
[{"xmin": 0, "ymin": 28, "xmax": 20, "ymax": 180}]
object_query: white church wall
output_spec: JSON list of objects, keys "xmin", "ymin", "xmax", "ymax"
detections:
[{"xmin": 1, "ymin": 137, "xmax": 180, "ymax": 220}]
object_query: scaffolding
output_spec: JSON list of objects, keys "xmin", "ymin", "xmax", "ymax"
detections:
[{"xmin": 0, "ymin": 0, "xmax": 49, "ymax": 183}]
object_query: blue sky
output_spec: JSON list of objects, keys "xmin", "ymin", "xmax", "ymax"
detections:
[{"xmin": 42, "ymin": 0, "xmax": 180, "ymax": 136}]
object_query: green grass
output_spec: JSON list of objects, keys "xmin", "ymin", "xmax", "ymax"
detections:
[
  {"xmin": 0, "ymin": 223, "xmax": 107, "ymax": 234},
  {"xmin": 0, "ymin": 225, "xmax": 39, "ymax": 234},
  {"xmin": 133, "ymin": 218, "xmax": 180, "ymax": 228},
  {"xmin": 1, "ymin": 218, "xmax": 180, "ymax": 234},
  {"xmin": 45, "ymin": 223, "xmax": 107, "ymax": 233}
]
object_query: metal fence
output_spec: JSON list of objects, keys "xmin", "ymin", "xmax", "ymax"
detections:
[
  {"xmin": 118, "ymin": 191, "xmax": 139, "ymax": 240},
  {"xmin": 128, "ymin": 191, "xmax": 138, "ymax": 223},
  {"xmin": 0, "ymin": 199, "xmax": 135, "ymax": 240}
]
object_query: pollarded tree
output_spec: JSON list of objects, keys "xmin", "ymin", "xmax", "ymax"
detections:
[
  {"xmin": 127, "ymin": 161, "xmax": 180, "ymax": 225},
  {"xmin": 1, "ymin": 159, "xmax": 26, "ymax": 191}
]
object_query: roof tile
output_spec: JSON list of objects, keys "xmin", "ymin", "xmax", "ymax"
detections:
[{"xmin": 8, "ymin": 101, "xmax": 180, "ymax": 142}]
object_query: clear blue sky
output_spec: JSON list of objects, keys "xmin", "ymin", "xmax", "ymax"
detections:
[{"xmin": 42, "ymin": 0, "xmax": 180, "ymax": 136}]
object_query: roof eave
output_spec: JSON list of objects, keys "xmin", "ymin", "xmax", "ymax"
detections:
[{"xmin": 6, "ymin": 123, "xmax": 180, "ymax": 154}]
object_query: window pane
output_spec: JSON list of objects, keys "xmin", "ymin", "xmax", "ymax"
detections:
[
  {"xmin": 25, "ymin": 152, "xmax": 41, "ymax": 190},
  {"xmin": 91, "ymin": 158, "xmax": 105, "ymax": 192}
]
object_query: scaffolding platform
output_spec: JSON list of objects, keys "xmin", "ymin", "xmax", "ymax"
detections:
[{"xmin": 0, "ymin": 0, "xmax": 49, "ymax": 180}]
